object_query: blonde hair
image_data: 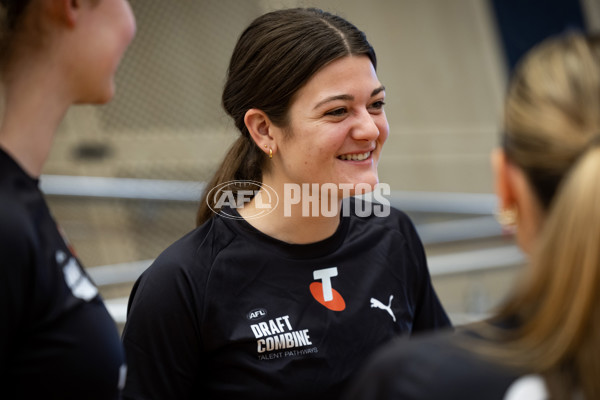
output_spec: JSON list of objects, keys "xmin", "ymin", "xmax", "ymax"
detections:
[{"xmin": 477, "ymin": 32, "xmax": 600, "ymax": 399}]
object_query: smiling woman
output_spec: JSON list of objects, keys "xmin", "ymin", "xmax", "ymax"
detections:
[
  {"xmin": 257, "ymin": 55, "xmax": 388, "ymax": 198},
  {"xmin": 121, "ymin": 7, "xmax": 450, "ymax": 400},
  {"xmin": 239, "ymin": 54, "xmax": 389, "ymax": 241}
]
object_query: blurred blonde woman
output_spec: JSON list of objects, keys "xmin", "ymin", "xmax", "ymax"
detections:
[
  {"xmin": 345, "ymin": 31, "xmax": 600, "ymax": 400},
  {"xmin": 0, "ymin": 1, "xmax": 135, "ymax": 399}
]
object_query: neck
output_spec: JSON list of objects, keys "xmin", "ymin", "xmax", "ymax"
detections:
[
  {"xmin": 0, "ymin": 60, "xmax": 72, "ymax": 178},
  {"xmin": 238, "ymin": 182, "xmax": 343, "ymax": 244}
]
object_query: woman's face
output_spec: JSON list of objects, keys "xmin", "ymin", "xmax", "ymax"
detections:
[
  {"xmin": 270, "ymin": 55, "xmax": 389, "ymax": 196},
  {"xmin": 73, "ymin": 0, "xmax": 136, "ymax": 103}
]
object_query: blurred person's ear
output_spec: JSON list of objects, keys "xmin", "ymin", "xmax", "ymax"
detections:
[
  {"xmin": 43, "ymin": 0, "xmax": 78, "ymax": 28},
  {"xmin": 492, "ymin": 147, "xmax": 546, "ymax": 253},
  {"xmin": 491, "ymin": 148, "xmax": 517, "ymax": 211}
]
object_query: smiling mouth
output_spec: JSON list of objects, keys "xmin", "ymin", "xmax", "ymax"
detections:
[{"xmin": 338, "ymin": 151, "xmax": 371, "ymax": 161}]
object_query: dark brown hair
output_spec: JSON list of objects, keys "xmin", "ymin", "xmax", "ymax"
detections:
[
  {"xmin": 196, "ymin": 7, "xmax": 376, "ymax": 226},
  {"xmin": 0, "ymin": 0, "xmax": 30, "ymax": 30}
]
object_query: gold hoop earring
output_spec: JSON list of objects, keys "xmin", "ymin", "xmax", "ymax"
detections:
[{"xmin": 263, "ymin": 144, "xmax": 273, "ymax": 159}]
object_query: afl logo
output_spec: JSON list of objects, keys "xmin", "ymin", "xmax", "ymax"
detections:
[
  {"xmin": 207, "ymin": 180, "xmax": 279, "ymax": 220},
  {"xmin": 247, "ymin": 308, "xmax": 267, "ymax": 321}
]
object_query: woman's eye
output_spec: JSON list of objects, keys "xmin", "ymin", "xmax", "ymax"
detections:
[
  {"xmin": 325, "ymin": 108, "xmax": 347, "ymax": 117},
  {"xmin": 370, "ymin": 100, "xmax": 385, "ymax": 110}
]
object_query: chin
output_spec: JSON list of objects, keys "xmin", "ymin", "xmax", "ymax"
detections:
[
  {"xmin": 345, "ymin": 180, "xmax": 379, "ymax": 196},
  {"xmin": 357, "ymin": 175, "xmax": 380, "ymax": 190},
  {"xmin": 75, "ymin": 82, "xmax": 116, "ymax": 105},
  {"xmin": 95, "ymin": 87, "xmax": 116, "ymax": 104}
]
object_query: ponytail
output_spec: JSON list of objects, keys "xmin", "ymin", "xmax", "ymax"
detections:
[
  {"xmin": 489, "ymin": 145, "xmax": 600, "ymax": 398},
  {"xmin": 196, "ymin": 135, "xmax": 266, "ymax": 226}
]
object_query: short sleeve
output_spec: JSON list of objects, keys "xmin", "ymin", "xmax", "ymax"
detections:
[
  {"xmin": 121, "ymin": 256, "xmax": 204, "ymax": 400},
  {"xmin": 398, "ymin": 213, "xmax": 451, "ymax": 332}
]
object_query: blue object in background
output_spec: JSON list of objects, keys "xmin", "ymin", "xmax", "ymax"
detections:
[{"xmin": 491, "ymin": 0, "xmax": 587, "ymax": 73}]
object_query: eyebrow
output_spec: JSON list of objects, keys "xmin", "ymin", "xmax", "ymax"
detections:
[
  {"xmin": 313, "ymin": 85, "xmax": 386, "ymax": 109},
  {"xmin": 371, "ymin": 86, "xmax": 385, "ymax": 97}
]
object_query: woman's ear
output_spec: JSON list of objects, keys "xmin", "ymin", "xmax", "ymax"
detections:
[
  {"xmin": 491, "ymin": 147, "xmax": 517, "ymax": 210},
  {"xmin": 244, "ymin": 109, "xmax": 276, "ymax": 157},
  {"xmin": 45, "ymin": 0, "xmax": 79, "ymax": 27}
]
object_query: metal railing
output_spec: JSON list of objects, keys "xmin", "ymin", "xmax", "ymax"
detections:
[{"xmin": 41, "ymin": 175, "xmax": 523, "ymax": 324}]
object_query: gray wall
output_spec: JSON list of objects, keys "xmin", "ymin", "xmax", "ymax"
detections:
[{"xmin": 46, "ymin": 0, "xmax": 506, "ymax": 195}]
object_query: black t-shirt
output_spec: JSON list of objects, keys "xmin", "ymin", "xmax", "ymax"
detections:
[
  {"xmin": 0, "ymin": 148, "xmax": 126, "ymax": 399},
  {"xmin": 343, "ymin": 330, "xmax": 541, "ymax": 400},
  {"xmin": 122, "ymin": 200, "xmax": 451, "ymax": 400}
]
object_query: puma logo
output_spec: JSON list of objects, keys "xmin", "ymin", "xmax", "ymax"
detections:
[{"xmin": 370, "ymin": 295, "xmax": 396, "ymax": 322}]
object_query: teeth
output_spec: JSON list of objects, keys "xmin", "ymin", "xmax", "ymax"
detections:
[{"xmin": 339, "ymin": 152, "xmax": 370, "ymax": 161}]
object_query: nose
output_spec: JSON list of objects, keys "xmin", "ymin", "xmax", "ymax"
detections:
[
  {"xmin": 125, "ymin": 1, "xmax": 138, "ymax": 42},
  {"xmin": 351, "ymin": 110, "xmax": 383, "ymax": 141}
]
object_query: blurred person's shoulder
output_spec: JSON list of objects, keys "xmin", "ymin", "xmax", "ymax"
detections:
[{"xmin": 346, "ymin": 329, "xmax": 522, "ymax": 400}]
